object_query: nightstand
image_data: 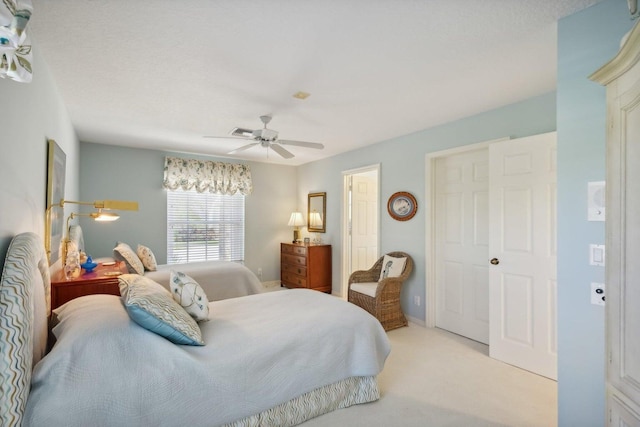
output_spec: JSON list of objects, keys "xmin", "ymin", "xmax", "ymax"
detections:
[{"xmin": 50, "ymin": 261, "xmax": 128, "ymax": 310}]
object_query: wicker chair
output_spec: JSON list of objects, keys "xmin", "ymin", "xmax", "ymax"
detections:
[{"xmin": 347, "ymin": 252, "xmax": 413, "ymax": 331}]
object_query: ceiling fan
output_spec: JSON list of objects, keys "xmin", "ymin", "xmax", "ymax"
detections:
[{"xmin": 205, "ymin": 115, "xmax": 324, "ymax": 159}]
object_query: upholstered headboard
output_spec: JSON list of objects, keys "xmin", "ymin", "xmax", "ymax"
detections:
[{"xmin": 0, "ymin": 232, "xmax": 50, "ymax": 426}]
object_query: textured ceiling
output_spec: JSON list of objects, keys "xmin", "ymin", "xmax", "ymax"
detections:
[{"xmin": 29, "ymin": 0, "xmax": 601, "ymax": 165}]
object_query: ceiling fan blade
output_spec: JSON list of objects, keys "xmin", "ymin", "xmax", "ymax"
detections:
[
  {"xmin": 228, "ymin": 142, "xmax": 259, "ymax": 154},
  {"xmin": 203, "ymin": 135, "xmax": 250, "ymax": 141},
  {"xmin": 270, "ymin": 143, "xmax": 295, "ymax": 159},
  {"xmin": 278, "ymin": 139, "xmax": 324, "ymax": 150},
  {"xmin": 230, "ymin": 127, "xmax": 255, "ymax": 138}
]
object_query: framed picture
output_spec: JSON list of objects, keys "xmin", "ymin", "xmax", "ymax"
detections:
[
  {"xmin": 303, "ymin": 237, "xmax": 310, "ymax": 244},
  {"xmin": 46, "ymin": 139, "xmax": 66, "ymax": 264},
  {"xmin": 387, "ymin": 191, "xmax": 417, "ymax": 221}
]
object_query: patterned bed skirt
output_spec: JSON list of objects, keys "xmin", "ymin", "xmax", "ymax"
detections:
[{"xmin": 226, "ymin": 376, "xmax": 380, "ymax": 427}]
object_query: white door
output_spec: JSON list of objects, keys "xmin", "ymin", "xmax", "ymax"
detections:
[
  {"xmin": 434, "ymin": 148, "xmax": 490, "ymax": 344},
  {"xmin": 342, "ymin": 165, "xmax": 380, "ymax": 297},
  {"xmin": 351, "ymin": 174, "xmax": 378, "ymax": 272},
  {"xmin": 488, "ymin": 132, "xmax": 557, "ymax": 380}
]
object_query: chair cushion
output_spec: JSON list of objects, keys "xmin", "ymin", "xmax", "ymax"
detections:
[
  {"xmin": 350, "ymin": 282, "xmax": 378, "ymax": 297},
  {"xmin": 379, "ymin": 254, "xmax": 407, "ymax": 281}
]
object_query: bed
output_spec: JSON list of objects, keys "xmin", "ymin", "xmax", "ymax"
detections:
[
  {"xmin": 143, "ymin": 259, "xmax": 265, "ymax": 301},
  {"xmin": 0, "ymin": 232, "xmax": 390, "ymax": 426},
  {"xmin": 69, "ymin": 225, "xmax": 265, "ymax": 301}
]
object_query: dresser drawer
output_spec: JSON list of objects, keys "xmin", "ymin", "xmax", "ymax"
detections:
[
  {"xmin": 282, "ymin": 253, "xmax": 307, "ymax": 266},
  {"xmin": 282, "ymin": 272, "xmax": 307, "ymax": 288},
  {"xmin": 281, "ymin": 262, "xmax": 307, "ymax": 277},
  {"xmin": 282, "ymin": 244, "xmax": 307, "ymax": 256}
]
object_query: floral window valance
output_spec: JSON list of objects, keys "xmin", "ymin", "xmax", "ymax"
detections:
[
  {"xmin": 0, "ymin": 0, "xmax": 33, "ymax": 83},
  {"xmin": 163, "ymin": 157, "xmax": 253, "ymax": 196}
]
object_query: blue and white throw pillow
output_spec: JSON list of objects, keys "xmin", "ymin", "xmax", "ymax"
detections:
[
  {"xmin": 118, "ymin": 274, "xmax": 204, "ymax": 346},
  {"xmin": 170, "ymin": 271, "xmax": 210, "ymax": 322}
]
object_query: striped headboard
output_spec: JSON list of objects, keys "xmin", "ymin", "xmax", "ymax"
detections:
[{"xmin": 0, "ymin": 232, "xmax": 50, "ymax": 426}]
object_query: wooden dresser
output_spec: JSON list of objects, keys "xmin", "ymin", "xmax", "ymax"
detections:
[{"xmin": 280, "ymin": 243, "xmax": 332, "ymax": 293}]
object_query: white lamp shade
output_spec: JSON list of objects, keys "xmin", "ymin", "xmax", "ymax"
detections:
[
  {"xmin": 288, "ymin": 212, "xmax": 305, "ymax": 227},
  {"xmin": 309, "ymin": 211, "xmax": 323, "ymax": 227},
  {"xmin": 93, "ymin": 212, "xmax": 120, "ymax": 221}
]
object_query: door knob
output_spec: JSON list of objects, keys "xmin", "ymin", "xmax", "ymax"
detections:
[{"xmin": 490, "ymin": 258, "xmax": 500, "ymax": 265}]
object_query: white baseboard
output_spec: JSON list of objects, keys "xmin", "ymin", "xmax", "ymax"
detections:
[
  {"xmin": 261, "ymin": 280, "xmax": 282, "ymax": 289},
  {"xmin": 406, "ymin": 314, "xmax": 426, "ymax": 327}
]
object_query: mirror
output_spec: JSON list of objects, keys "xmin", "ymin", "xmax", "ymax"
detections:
[{"xmin": 308, "ymin": 192, "xmax": 326, "ymax": 233}]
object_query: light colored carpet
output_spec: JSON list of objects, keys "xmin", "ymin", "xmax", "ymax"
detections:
[{"xmin": 303, "ymin": 323, "xmax": 557, "ymax": 427}]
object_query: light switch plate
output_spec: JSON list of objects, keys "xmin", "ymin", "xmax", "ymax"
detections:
[{"xmin": 589, "ymin": 244, "xmax": 605, "ymax": 266}]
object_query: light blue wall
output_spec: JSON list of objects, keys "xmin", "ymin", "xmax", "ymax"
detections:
[
  {"xmin": 0, "ymin": 46, "xmax": 79, "ymax": 266},
  {"xmin": 557, "ymin": 1, "xmax": 633, "ymax": 425},
  {"xmin": 30, "ymin": 3, "xmax": 634, "ymax": 423},
  {"xmin": 79, "ymin": 142, "xmax": 297, "ymax": 282},
  {"xmin": 298, "ymin": 92, "xmax": 556, "ymax": 320}
]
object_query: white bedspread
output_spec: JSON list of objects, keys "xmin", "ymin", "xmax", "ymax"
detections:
[
  {"xmin": 144, "ymin": 260, "xmax": 264, "ymax": 301},
  {"xmin": 24, "ymin": 290, "xmax": 390, "ymax": 426}
]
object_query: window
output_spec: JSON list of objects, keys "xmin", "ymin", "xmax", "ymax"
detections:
[{"xmin": 167, "ymin": 190, "xmax": 244, "ymax": 264}]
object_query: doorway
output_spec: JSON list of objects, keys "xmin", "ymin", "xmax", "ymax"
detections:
[
  {"xmin": 425, "ymin": 133, "xmax": 557, "ymax": 379},
  {"xmin": 342, "ymin": 164, "xmax": 380, "ymax": 298}
]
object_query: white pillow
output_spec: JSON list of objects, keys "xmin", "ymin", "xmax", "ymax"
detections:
[
  {"xmin": 113, "ymin": 242, "xmax": 145, "ymax": 275},
  {"xmin": 379, "ymin": 254, "xmax": 407, "ymax": 281},
  {"xmin": 170, "ymin": 271, "xmax": 210, "ymax": 322},
  {"xmin": 118, "ymin": 274, "xmax": 204, "ymax": 346},
  {"xmin": 137, "ymin": 244, "xmax": 158, "ymax": 271}
]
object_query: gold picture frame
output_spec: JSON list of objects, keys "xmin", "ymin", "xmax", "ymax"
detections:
[
  {"xmin": 308, "ymin": 192, "xmax": 326, "ymax": 233},
  {"xmin": 46, "ymin": 139, "xmax": 66, "ymax": 264}
]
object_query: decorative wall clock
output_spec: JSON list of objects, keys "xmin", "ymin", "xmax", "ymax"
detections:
[{"xmin": 387, "ymin": 191, "xmax": 417, "ymax": 221}]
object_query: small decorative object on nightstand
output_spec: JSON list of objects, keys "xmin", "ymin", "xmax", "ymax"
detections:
[
  {"xmin": 280, "ymin": 242, "xmax": 331, "ymax": 293},
  {"xmin": 80, "ymin": 255, "xmax": 98, "ymax": 273},
  {"xmin": 50, "ymin": 260, "xmax": 128, "ymax": 310}
]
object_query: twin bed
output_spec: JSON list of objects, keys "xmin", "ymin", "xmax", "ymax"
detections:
[
  {"xmin": 70, "ymin": 225, "xmax": 265, "ymax": 301},
  {"xmin": 144, "ymin": 259, "xmax": 265, "ymax": 301},
  {"xmin": 0, "ymin": 232, "xmax": 390, "ymax": 426}
]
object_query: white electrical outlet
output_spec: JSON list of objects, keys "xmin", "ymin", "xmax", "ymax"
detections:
[
  {"xmin": 591, "ymin": 282, "xmax": 605, "ymax": 306},
  {"xmin": 414, "ymin": 296, "xmax": 421, "ymax": 306}
]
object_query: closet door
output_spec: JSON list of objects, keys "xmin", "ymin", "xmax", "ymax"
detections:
[{"xmin": 591, "ymin": 21, "xmax": 640, "ymax": 425}]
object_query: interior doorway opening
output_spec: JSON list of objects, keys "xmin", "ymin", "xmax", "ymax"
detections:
[{"xmin": 342, "ymin": 164, "xmax": 380, "ymax": 298}]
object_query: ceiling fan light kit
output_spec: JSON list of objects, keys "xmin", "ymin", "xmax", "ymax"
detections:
[{"xmin": 205, "ymin": 115, "xmax": 324, "ymax": 159}]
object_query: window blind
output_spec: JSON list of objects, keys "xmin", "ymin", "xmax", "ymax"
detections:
[{"xmin": 167, "ymin": 190, "xmax": 244, "ymax": 264}]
